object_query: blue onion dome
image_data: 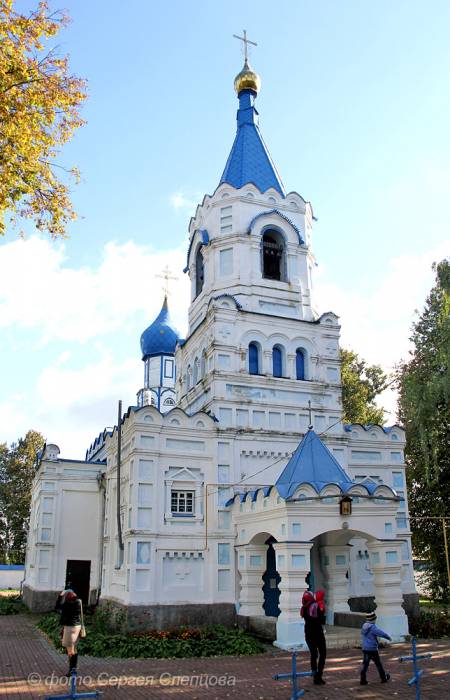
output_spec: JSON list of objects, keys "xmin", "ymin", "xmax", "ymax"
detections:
[{"xmin": 140, "ymin": 296, "xmax": 179, "ymax": 360}]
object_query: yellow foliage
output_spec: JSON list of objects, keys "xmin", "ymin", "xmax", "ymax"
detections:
[{"xmin": 0, "ymin": 0, "xmax": 87, "ymax": 238}]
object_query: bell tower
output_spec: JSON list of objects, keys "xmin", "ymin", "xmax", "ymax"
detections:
[{"xmin": 176, "ymin": 51, "xmax": 342, "ymax": 434}]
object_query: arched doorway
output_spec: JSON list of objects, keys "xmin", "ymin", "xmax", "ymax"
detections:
[{"xmin": 262, "ymin": 537, "xmax": 281, "ymax": 617}]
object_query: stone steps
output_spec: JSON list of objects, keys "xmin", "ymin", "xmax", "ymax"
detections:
[
  {"xmin": 324, "ymin": 624, "xmax": 361, "ymax": 649},
  {"xmin": 239, "ymin": 615, "xmax": 364, "ymax": 649}
]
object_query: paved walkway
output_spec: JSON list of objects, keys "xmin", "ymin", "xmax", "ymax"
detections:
[{"xmin": 0, "ymin": 615, "xmax": 449, "ymax": 699}]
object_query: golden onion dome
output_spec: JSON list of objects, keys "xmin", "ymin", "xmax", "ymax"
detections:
[{"xmin": 234, "ymin": 59, "xmax": 261, "ymax": 95}]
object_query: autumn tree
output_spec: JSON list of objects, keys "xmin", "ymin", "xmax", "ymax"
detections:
[
  {"xmin": 340, "ymin": 348, "xmax": 388, "ymax": 425},
  {"xmin": 0, "ymin": 0, "xmax": 87, "ymax": 238},
  {"xmin": 397, "ymin": 260, "xmax": 450, "ymax": 599},
  {"xmin": 0, "ymin": 429, "xmax": 45, "ymax": 563}
]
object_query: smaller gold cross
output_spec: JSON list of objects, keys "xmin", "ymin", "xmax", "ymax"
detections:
[
  {"xmin": 156, "ymin": 265, "xmax": 178, "ymax": 297},
  {"xmin": 233, "ymin": 30, "xmax": 257, "ymax": 62}
]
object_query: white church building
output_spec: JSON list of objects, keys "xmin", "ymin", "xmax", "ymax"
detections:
[{"xmin": 23, "ymin": 55, "xmax": 418, "ymax": 649}]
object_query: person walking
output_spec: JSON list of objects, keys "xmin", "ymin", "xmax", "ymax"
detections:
[
  {"xmin": 360, "ymin": 611, "xmax": 392, "ymax": 685},
  {"xmin": 55, "ymin": 589, "xmax": 82, "ymax": 677},
  {"xmin": 300, "ymin": 590, "xmax": 327, "ymax": 685}
]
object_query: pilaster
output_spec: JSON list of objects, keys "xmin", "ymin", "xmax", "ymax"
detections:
[
  {"xmin": 367, "ymin": 540, "xmax": 409, "ymax": 641},
  {"xmin": 236, "ymin": 544, "xmax": 267, "ymax": 616},
  {"xmin": 320, "ymin": 544, "xmax": 351, "ymax": 624},
  {"xmin": 273, "ymin": 541, "xmax": 313, "ymax": 649}
]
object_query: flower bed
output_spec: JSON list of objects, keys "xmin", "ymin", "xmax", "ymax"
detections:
[{"xmin": 37, "ymin": 611, "xmax": 264, "ymax": 658}]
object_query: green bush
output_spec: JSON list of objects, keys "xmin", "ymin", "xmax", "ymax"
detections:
[
  {"xmin": 410, "ymin": 608, "xmax": 450, "ymax": 638},
  {"xmin": 0, "ymin": 594, "xmax": 26, "ymax": 615},
  {"xmin": 37, "ymin": 611, "xmax": 263, "ymax": 658}
]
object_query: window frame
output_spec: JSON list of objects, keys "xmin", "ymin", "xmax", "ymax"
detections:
[{"xmin": 171, "ymin": 489, "xmax": 195, "ymax": 516}]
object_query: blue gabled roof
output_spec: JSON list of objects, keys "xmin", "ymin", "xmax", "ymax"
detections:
[
  {"xmin": 140, "ymin": 297, "xmax": 179, "ymax": 360},
  {"xmin": 275, "ymin": 429, "xmax": 353, "ymax": 498},
  {"xmin": 219, "ymin": 90, "xmax": 285, "ymax": 196}
]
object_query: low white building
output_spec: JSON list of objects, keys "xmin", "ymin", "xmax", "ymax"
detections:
[{"xmin": 23, "ymin": 57, "xmax": 418, "ymax": 648}]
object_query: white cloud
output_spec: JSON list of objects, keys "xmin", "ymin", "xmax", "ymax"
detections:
[
  {"xmin": 0, "ymin": 237, "xmax": 191, "ymax": 344},
  {"xmin": 170, "ymin": 192, "xmax": 197, "ymax": 211}
]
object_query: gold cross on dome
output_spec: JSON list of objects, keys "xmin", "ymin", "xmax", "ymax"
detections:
[
  {"xmin": 156, "ymin": 265, "xmax": 178, "ymax": 297},
  {"xmin": 233, "ymin": 29, "xmax": 257, "ymax": 62}
]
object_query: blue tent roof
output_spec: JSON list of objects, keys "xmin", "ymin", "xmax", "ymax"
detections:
[
  {"xmin": 219, "ymin": 90, "xmax": 285, "ymax": 196},
  {"xmin": 275, "ymin": 429, "xmax": 354, "ymax": 498},
  {"xmin": 140, "ymin": 297, "xmax": 179, "ymax": 360}
]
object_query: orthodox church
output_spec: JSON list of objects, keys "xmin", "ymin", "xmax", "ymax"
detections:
[{"xmin": 23, "ymin": 52, "xmax": 418, "ymax": 649}]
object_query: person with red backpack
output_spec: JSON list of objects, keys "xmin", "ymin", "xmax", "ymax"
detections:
[{"xmin": 300, "ymin": 589, "xmax": 327, "ymax": 685}]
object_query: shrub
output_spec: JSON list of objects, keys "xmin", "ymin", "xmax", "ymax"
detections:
[
  {"xmin": 409, "ymin": 608, "xmax": 450, "ymax": 638},
  {"xmin": 37, "ymin": 612, "xmax": 263, "ymax": 658},
  {"xmin": 0, "ymin": 594, "xmax": 26, "ymax": 615}
]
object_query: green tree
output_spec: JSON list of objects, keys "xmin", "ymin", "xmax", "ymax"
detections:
[
  {"xmin": 397, "ymin": 259, "xmax": 450, "ymax": 600},
  {"xmin": 0, "ymin": 429, "xmax": 45, "ymax": 563},
  {"xmin": 0, "ymin": 0, "xmax": 87, "ymax": 237},
  {"xmin": 340, "ymin": 348, "xmax": 388, "ymax": 424}
]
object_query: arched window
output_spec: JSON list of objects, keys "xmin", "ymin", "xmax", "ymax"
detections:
[
  {"xmin": 249, "ymin": 342, "xmax": 259, "ymax": 375},
  {"xmin": 262, "ymin": 230, "xmax": 284, "ymax": 281},
  {"xmin": 195, "ymin": 247, "xmax": 204, "ymax": 297},
  {"xmin": 296, "ymin": 349, "xmax": 305, "ymax": 380},
  {"xmin": 272, "ymin": 345, "xmax": 283, "ymax": 377},
  {"xmin": 164, "ymin": 397, "xmax": 175, "ymax": 406}
]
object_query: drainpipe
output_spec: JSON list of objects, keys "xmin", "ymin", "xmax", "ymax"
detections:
[
  {"xmin": 96, "ymin": 471, "xmax": 106, "ymax": 604},
  {"xmin": 116, "ymin": 400, "xmax": 124, "ymax": 557}
]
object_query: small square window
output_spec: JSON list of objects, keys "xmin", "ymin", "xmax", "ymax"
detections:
[{"xmin": 171, "ymin": 490, "xmax": 195, "ymax": 515}]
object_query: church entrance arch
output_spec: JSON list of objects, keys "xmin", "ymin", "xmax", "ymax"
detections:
[{"xmin": 262, "ymin": 537, "xmax": 281, "ymax": 617}]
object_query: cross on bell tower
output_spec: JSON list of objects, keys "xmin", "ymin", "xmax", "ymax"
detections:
[
  {"xmin": 156, "ymin": 265, "xmax": 178, "ymax": 298},
  {"xmin": 233, "ymin": 29, "xmax": 257, "ymax": 62}
]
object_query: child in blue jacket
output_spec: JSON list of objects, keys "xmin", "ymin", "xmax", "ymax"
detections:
[{"xmin": 360, "ymin": 611, "xmax": 391, "ymax": 685}]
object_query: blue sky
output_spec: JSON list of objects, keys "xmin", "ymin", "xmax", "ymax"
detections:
[{"xmin": 1, "ymin": 0, "xmax": 449, "ymax": 456}]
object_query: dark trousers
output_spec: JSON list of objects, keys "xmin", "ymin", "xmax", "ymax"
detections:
[
  {"xmin": 306, "ymin": 633, "xmax": 326, "ymax": 677},
  {"xmin": 361, "ymin": 650, "xmax": 387, "ymax": 681}
]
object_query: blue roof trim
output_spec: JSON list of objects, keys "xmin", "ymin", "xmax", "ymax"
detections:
[
  {"xmin": 345, "ymin": 423, "xmax": 405, "ymax": 435},
  {"xmin": 246, "ymin": 209, "xmax": 304, "ymax": 244},
  {"xmin": 183, "ymin": 229, "xmax": 210, "ymax": 274},
  {"xmin": 140, "ymin": 297, "xmax": 179, "ymax": 360},
  {"xmin": 220, "ymin": 90, "xmax": 285, "ymax": 197}
]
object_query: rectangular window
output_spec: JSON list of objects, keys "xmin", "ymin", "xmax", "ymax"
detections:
[
  {"xmin": 236, "ymin": 409, "xmax": 248, "ymax": 427},
  {"xmin": 218, "ymin": 465, "xmax": 230, "ymax": 483},
  {"xmin": 351, "ymin": 451, "xmax": 381, "ymax": 461},
  {"xmin": 137, "ymin": 508, "xmax": 152, "ymax": 528},
  {"xmin": 219, "ymin": 248, "xmax": 233, "ymax": 276},
  {"xmin": 393, "ymin": 471, "xmax": 404, "ymax": 488},
  {"xmin": 218, "ymin": 353, "xmax": 231, "ymax": 369},
  {"xmin": 218, "ymin": 511, "xmax": 231, "ymax": 530},
  {"xmin": 41, "ymin": 528, "xmax": 51, "ymax": 541},
  {"xmin": 164, "ymin": 359, "xmax": 174, "ymax": 378},
  {"xmin": 218, "ymin": 543, "xmax": 231, "ymax": 565},
  {"xmin": 390, "ymin": 451, "xmax": 402, "ymax": 462},
  {"xmin": 386, "ymin": 550, "xmax": 398, "ymax": 563},
  {"xmin": 396, "ymin": 513, "xmax": 407, "ymax": 529},
  {"xmin": 253, "ymin": 411, "xmax": 265, "ymax": 428},
  {"xmin": 171, "ymin": 490, "xmax": 195, "ymax": 514},
  {"xmin": 385, "ymin": 522, "xmax": 393, "ymax": 535},
  {"xmin": 137, "ymin": 542, "xmax": 151, "ymax": 565},
  {"xmin": 285, "ymin": 413, "xmax": 296, "ymax": 430},
  {"xmin": 218, "ymin": 407, "xmax": 232, "ymax": 427}
]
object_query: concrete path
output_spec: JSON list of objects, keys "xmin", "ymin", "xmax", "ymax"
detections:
[{"xmin": 0, "ymin": 614, "xmax": 449, "ymax": 699}]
